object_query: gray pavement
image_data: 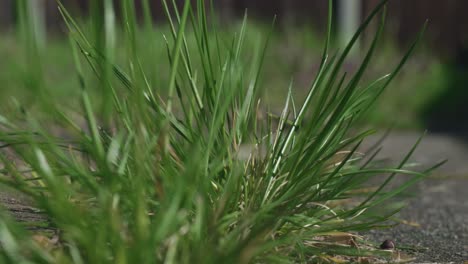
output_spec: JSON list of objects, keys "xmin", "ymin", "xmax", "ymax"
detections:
[{"xmin": 362, "ymin": 132, "xmax": 468, "ymax": 263}]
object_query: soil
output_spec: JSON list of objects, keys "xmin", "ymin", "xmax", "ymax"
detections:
[
  {"xmin": 1, "ymin": 131, "xmax": 467, "ymax": 263},
  {"xmin": 0, "ymin": 186, "xmax": 49, "ymax": 227}
]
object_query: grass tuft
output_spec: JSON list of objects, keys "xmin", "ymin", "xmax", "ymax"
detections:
[{"xmin": 0, "ymin": 0, "xmax": 441, "ymax": 263}]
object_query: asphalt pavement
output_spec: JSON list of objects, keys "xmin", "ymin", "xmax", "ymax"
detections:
[{"xmin": 362, "ymin": 132, "xmax": 468, "ymax": 263}]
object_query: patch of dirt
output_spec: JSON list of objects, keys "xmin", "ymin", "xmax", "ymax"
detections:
[
  {"xmin": 0, "ymin": 187, "xmax": 50, "ymax": 230},
  {"xmin": 0, "ymin": 198, "xmax": 45, "ymax": 222}
]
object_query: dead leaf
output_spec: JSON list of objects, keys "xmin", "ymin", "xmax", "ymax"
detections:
[{"xmin": 32, "ymin": 234, "xmax": 60, "ymax": 250}]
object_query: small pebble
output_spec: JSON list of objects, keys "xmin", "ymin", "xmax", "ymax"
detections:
[{"xmin": 380, "ymin": 239, "xmax": 395, "ymax": 250}]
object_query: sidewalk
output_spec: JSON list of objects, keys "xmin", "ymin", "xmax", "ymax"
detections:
[{"xmin": 362, "ymin": 132, "xmax": 468, "ymax": 263}]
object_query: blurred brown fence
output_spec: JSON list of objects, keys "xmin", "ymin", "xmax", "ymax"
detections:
[{"xmin": 1, "ymin": 0, "xmax": 467, "ymax": 58}]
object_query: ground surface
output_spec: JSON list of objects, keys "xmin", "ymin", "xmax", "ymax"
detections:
[
  {"xmin": 362, "ymin": 132, "xmax": 468, "ymax": 263},
  {"xmin": 1, "ymin": 131, "xmax": 467, "ymax": 263}
]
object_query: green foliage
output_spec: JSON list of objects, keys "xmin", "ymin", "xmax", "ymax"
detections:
[{"xmin": 0, "ymin": 0, "xmax": 442, "ymax": 263}]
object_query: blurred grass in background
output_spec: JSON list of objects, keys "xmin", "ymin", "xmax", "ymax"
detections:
[{"xmin": 0, "ymin": 18, "xmax": 446, "ymax": 130}]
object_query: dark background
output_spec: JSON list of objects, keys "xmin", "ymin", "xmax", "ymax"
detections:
[{"xmin": 1, "ymin": 0, "xmax": 467, "ymax": 58}]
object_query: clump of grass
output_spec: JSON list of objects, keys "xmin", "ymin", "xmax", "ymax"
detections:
[{"xmin": 0, "ymin": 0, "xmax": 442, "ymax": 263}]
